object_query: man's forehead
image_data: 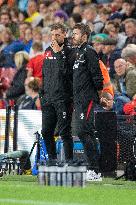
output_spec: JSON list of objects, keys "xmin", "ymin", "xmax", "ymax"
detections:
[
  {"xmin": 73, "ymin": 29, "xmax": 81, "ymax": 34},
  {"xmin": 51, "ymin": 29, "xmax": 64, "ymax": 34}
]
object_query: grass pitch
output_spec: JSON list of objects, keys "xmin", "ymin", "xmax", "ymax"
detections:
[{"xmin": 0, "ymin": 175, "xmax": 136, "ymax": 205}]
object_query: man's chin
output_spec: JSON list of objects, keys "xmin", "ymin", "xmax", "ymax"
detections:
[{"xmin": 72, "ymin": 41, "xmax": 78, "ymax": 47}]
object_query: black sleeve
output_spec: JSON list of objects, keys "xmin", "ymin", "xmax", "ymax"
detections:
[
  {"xmin": 6, "ymin": 69, "xmax": 27, "ymax": 99},
  {"xmin": 39, "ymin": 58, "xmax": 45, "ymax": 99},
  {"xmin": 86, "ymin": 47, "xmax": 103, "ymax": 91}
]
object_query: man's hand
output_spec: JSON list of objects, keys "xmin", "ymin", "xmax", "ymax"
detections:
[
  {"xmin": 100, "ymin": 97, "xmax": 113, "ymax": 110},
  {"xmin": 51, "ymin": 40, "xmax": 63, "ymax": 53}
]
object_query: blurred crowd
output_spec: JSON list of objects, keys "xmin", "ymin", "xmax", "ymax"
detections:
[{"xmin": 0, "ymin": 0, "xmax": 136, "ymax": 115}]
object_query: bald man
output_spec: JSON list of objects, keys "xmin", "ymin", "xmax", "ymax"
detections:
[
  {"xmin": 113, "ymin": 58, "xmax": 131, "ymax": 114},
  {"xmin": 114, "ymin": 58, "xmax": 127, "ymax": 95}
]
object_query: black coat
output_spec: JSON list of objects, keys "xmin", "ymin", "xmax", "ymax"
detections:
[
  {"xmin": 42, "ymin": 45, "xmax": 73, "ymax": 104},
  {"xmin": 73, "ymin": 43, "xmax": 103, "ymax": 105},
  {"xmin": 6, "ymin": 65, "xmax": 27, "ymax": 99}
]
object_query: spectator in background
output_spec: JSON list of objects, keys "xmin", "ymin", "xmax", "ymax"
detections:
[
  {"xmin": 121, "ymin": 0, "xmax": 136, "ymax": 20},
  {"xmin": 24, "ymin": 27, "xmax": 33, "ymax": 53},
  {"xmin": 0, "ymin": 24, "xmax": 5, "ymax": 44},
  {"xmin": 0, "ymin": 12, "xmax": 11, "ymax": 26},
  {"xmin": 25, "ymin": 0, "xmax": 42, "ymax": 28},
  {"xmin": 114, "ymin": 58, "xmax": 127, "ymax": 95},
  {"xmin": 111, "ymin": 0, "xmax": 124, "ymax": 12},
  {"xmin": 27, "ymin": 42, "xmax": 44, "ymax": 81},
  {"xmin": 10, "ymin": 7, "xmax": 19, "ymax": 24},
  {"xmin": 18, "ymin": 77, "xmax": 41, "ymax": 110},
  {"xmin": 91, "ymin": 33, "xmax": 108, "ymax": 59},
  {"xmin": 82, "ymin": 5, "xmax": 97, "ymax": 25},
  {"xmin": 0, "ymin": 11, "xmax": 18, "ymax": 37},
  {"xmin": 94, "ymin": 7, "xmax": 112, "ymax": 34},
  {"xmin": 0, "ymin": 27, "xmax": 24, "ymax": 68},
  {"xmin": 103, "ymin": 21, "xmax": 127, "ymax": 49},
  {"xmin": 54, "ymin": 9, "xmax": 69, "ymax": 25},
  {"xmin": 121, "ymin": 44, "xmax": 136, "ymax": 99},
  {"xmin": 113, "ymin": 58, "xmax": 130, "ymax": 114},
  {"xmin": 42, "ymin": 27, "xmax": 51, "ymax": 50},
  {"xmin": 123, "ymin": 94, "xmax": 136, "ymax": 115},
  {"xmin": 29, "ymin": 26, "xmax": 42, "ymax": 57},
  {"xmin": 39, "ymin": 1, "xmax": 49, "ymax": 16},
  {"xmin": 25, "ymin": 77, "xmax": 41, "ymax": 109},
  {"xmin": 4, "ymin": 51, "xmax": 29, "ymax": 101},
  {"xmin": 18, "ymin": 11, "xmax": 28, "ymax": 23},
  {"xmin": 60, "ymin": 0, "xmax": 74, "ymax": 16},
  {"xmin": 108, "ymin": 12, "xmax": 123, "ymax": 24},
  {"xmin": 101, "ymin": 38, "xmax": 121, "ymax": 79},
  {"xmin": 67, "ymin": 13, "xmax": 82, "ymax": 39},
  {"xmin": 19, "ymin": 22, "xmax": 30, "ymax": 41},
  {"xmin": 124, "ymin": 18, "xmax": 136, "ymax": 46}
]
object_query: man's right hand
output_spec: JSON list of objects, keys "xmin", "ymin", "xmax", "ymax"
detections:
[{"xmin": 51, "ymin": 40, "xmax": 63, "ymax": 53}]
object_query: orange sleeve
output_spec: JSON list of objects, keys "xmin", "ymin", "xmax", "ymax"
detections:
[{"xmin": 99, "ymin": 60, "xmax": 114, "ymax": 97}]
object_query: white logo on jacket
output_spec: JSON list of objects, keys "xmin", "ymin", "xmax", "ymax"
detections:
[
  {"xmin": 73, "ymin": 53, "xmax": 85, "ymax": 70},
  {"xmin": 63, "ymin": 112, "xmax": 66, "ymax": 119},
  {"xmin": 80, "ymin": 113, "xmax": 84, "ymax": 119}
]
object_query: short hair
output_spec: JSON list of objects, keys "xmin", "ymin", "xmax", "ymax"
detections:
[
  {"xmin": 19, "ymin": 22, "xmax": 31, "ymax": 29},
  {"xmin": 50, "ymin": 23, "xmax": 66, "ymax": 33},
  {"xmin": 42, "ymin": 26, "xmax": 51, "ymax": 35},
  {"xmin": 121, "ymin": 44, "xmax": 136, "ymax": 59},
  {"xmin": 101, "ymin": 92, "xmax": 113, "ymax": 100},
  {"xmin": 84, "ymin": 5, "xmax": 97, "ymax": 14},
  {"xmin": 124, "ymin": 18, "xmax": 136, "ymax": 26},
  {"xmin": 27, "ymin": 78, "xmax": 40, "ymax": 92},
  {"xmin": 123, "ymin": 0, "xmax": 135, "ymax": 4},
  {"xmin": 73, "ymin": 23, "xmax": 91, "ymax": 39},
  {"xmin": 32, "ymin": 42, "xmax": 43, "ymax": 51},
  {"xmin": 0, "ymin": 12, "xmax": 11, "ymax": 19},
  {"xmin": 70, "ymin": 13, "xmax": 82, "ymax": 23},
  {"xmin": 2, "ymin": 27, "xmax": 14, "ymax": 41},
  {"xmin": 99, "ymin": 7, "xmax": 112, "ymax": 15},
  {"xmin": 32, "ymin": 26, "xmax": 42, "ymax": 35}
]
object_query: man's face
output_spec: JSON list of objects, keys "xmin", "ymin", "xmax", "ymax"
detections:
[
  {"xmin": 123, "ymin": 3, "xmax": 134, "ymax": 16},
  {"xmin": 83, "ymin": 9, "xmax": 96, "ymax": 22},
  {"xmin": 51, "ymin": 29, "xmax": 65, "ymax": 46},
  {"xmin": 125, "ymin": 22, "xmax": 136, "ymax": 37},
  {"xmin": 19, "ymin": 24, "xmax": 29, "ymax": 38},
  {"xmin": 127, "ymin": 55, "xmax": 136, "ymax": 65},
  {"xmin": 92, "ymin": 42, "xmax": 103, "ymax": 54},
  {"xmin": 27, "ymin": 2, "xmax": 37, "ymax": 16},
  {"xmin": 1, "ymin": 30, "xmax": 10, "ymax": 43},
  {"xmin": 72, "ymin": 28, "xmax": 82, "ymax": 46},
  {"xmin": 114, "ymin": 60, "xmax": 126, "ymax": 76},
  {"xmin": 0, "ymin": 14, "xmax": 10, "ymax": 26},
  {"xmin": 102, "ymin": 45, "xmax": 112, "ymax": 54}
]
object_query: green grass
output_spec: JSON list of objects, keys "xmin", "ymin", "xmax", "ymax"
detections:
[{"xmin": 0, "ymin": 175, "xmax": 136, "ymax": 205}]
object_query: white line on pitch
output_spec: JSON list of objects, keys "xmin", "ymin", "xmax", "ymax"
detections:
[{"xmin": 0, "ymin": 199, "xmax": 87, "ymax": 205}]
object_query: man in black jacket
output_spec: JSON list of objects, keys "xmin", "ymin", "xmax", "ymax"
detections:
[
  {"xmin": 72, "ymin": 23, "xmax": 103, "ymax": 173},
  {"xmin": 41, "ymin": 23, "xmax": 73, "ymax": 165}
]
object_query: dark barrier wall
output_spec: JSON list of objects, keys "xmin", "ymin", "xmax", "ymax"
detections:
[{"xmin": 95, "ymin": 111, "xmax": 117, "ymax": 173}]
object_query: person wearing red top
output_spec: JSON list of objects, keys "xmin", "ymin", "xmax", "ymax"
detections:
[
  {"xmin": 123, "ymin": 94, "xmax": 136, "ymax": 115},
  {"xmin": 27, "ymin": 42, "xmax": 44, "ymax": 81}
]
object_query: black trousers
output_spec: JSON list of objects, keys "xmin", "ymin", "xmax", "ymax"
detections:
[
  {"xmin": 42, "ymin": 101, "xmax": 73, "ymax": 161},
  {"xmin": 75, "ymin": 100, "xmax": 99, "ymax": 171}
]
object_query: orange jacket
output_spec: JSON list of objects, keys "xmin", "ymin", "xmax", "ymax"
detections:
[{"xmin": 99, "ymin": 60, "xmax": 114, "ymax": 97}]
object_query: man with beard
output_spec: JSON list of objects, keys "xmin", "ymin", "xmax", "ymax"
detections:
[
  {"xmin": 41, "ymin": 23, "xmax": 73, "ymax": 166},
  {"xmin": 72, "ymin": 23, "xmax": 103, "ymax": 179}
]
